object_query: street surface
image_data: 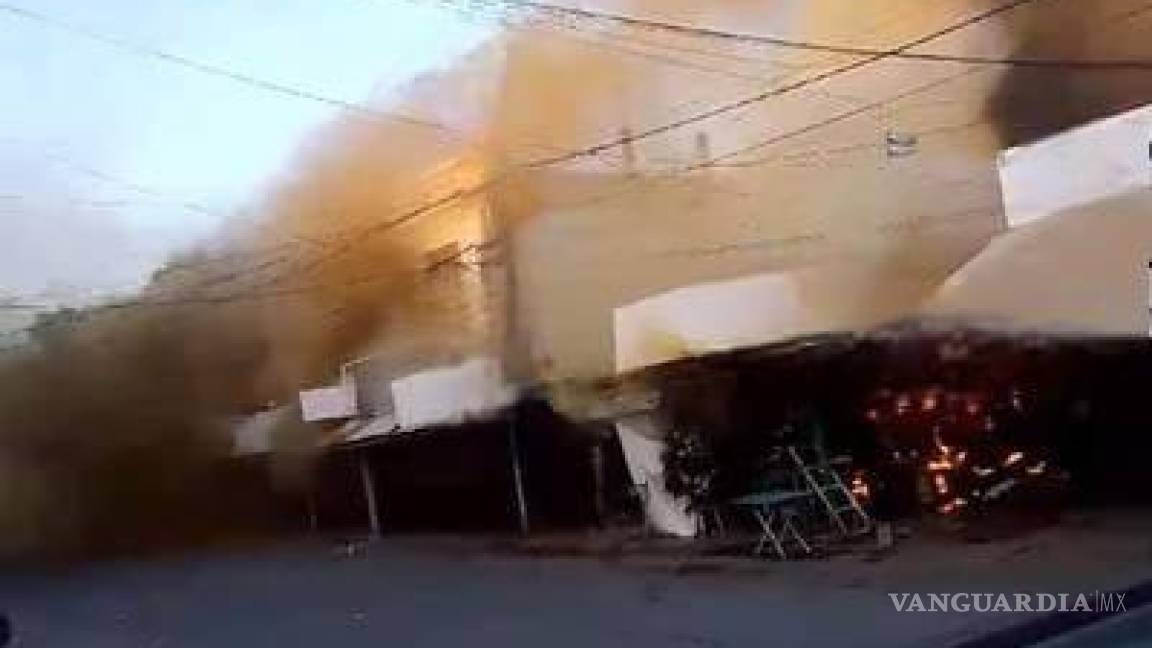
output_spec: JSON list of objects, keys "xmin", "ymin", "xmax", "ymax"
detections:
[{"xmin": 4, "ymin": 513, "xmax": 1152, "ymax": 647}]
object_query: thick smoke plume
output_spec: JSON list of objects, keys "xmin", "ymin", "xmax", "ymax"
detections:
[
  {"xmin": 989, "ymin": 2, "xmax": 1152, "ymax": 146},
  {"xmin": 0, "ymin": 112, "xmax": 466, "ymax": 557},
  {"xmin": 0, "ymin": 304, "xmax": 266, "ymax": 556}
]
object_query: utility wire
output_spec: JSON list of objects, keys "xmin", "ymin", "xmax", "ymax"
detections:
[
  {"xmin": 520, "ymin": 0, "xmax": 1044, "ymax": 170},
  {"xmin": 34, "ymin": 151, "xmax": 331, "ymax": 285},
  {"xmin": 0, "ymin": 177, "xmax": 497, "ymax": 312},
  {"xmin": 0, "ymin": 0, "xmax": 1041, "ymax": 315},
  {"xmin": 0, "ymin": 234, "xmax": 487, "ymax": 354},
  {"xmin": 694, "ymin": 66, "xmax": 992, "ymax": 170},
  {"xmin": 428, "ymin": 0, "xmax": 817, "ymax": 72},
  {"xmin": 0, "ymin": 3, "xmax": 465, "ymax": 135},
  {"xmin": 0, "ymin": 1, "xmax": 631, "ymax": 283},
  {"xmin": 7, "ymin": 0, "xmax": 1028, "ymax": 265},
  {"xmin": 1, "ymin": 2, "xmax": 1060, "ymax": 350},
  {"xmin": 474, "ymin": 0, "xmax": 1152, "ymax": 70},
  {"xmin": 0, "ymin": 3, "xmax": 611, "ymax": 168}
]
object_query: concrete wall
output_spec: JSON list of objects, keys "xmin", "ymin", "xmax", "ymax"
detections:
[{"xmin": 513, "ymin": 156, "xmax": 999, "ymax": 378}]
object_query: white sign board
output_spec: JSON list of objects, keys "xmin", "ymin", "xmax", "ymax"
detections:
[
  {"xmin": 614, "ymin": 271, "xmax": 813, "ymax": 373},
  {"xmin": 999, "ymin": 104, "xmax": 1152, "ymax": 228},
  {"xmin": 299, "ymin": 384, "xmax": 357, "ymax": 422},
  {"xmin": 390, "ymin": 357, "xmax": 512, "ymax": 430}
]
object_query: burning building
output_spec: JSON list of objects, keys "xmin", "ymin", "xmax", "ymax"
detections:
[
  {"xmin": 191, "ymin": 2, "xmax": 1152, "ymax": 537},
  {"xmin": 7, "ymin": 0, "xmax": 1152, "ymax": 549}
]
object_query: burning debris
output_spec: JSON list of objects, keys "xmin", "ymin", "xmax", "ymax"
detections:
[
  {"xmin": 651, "ymin": 324, "xmax": 1151, "ymax": 539},
  {"xmin": 860, "ymin": 383, "xmax": 1065, "ymax": 519}
]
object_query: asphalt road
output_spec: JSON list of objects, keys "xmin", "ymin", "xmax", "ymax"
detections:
[{"xmin": 2, "ymin": 528, "xmax": 1151, "ymax": 648}]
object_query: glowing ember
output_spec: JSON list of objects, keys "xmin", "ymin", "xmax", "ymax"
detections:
[
  {"xmin": 938, "ymin": 497, "xmax": 967, "ymax": 515},
  {"xmin": 864, "ymin": 385, "xmax": 1060, "ymax": 520},
  {"xmin": 986, "ymin": 478, "xmax": 1018, "ymax": 499}
]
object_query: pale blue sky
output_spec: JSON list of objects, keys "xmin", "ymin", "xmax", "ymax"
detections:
[{"xmin": 0, "ymin": 0, "xmax": 491, "ymax": 303}]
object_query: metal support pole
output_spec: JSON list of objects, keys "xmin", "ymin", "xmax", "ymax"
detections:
[
  {"xmin": 358, "ymin": 451, "xmax": 382, "ymax": 537},
  {"xmin": 1146, "ymin": 260, "xmax": 1152, "ymax": 337},
  {"xmin": 508, "ymin": 412, "xmax": 530, "ymax": 535},
  {"xmin": 487, "ymin": 165, "xmax": 531, "ymax": 535},
  {"xmin": 305, "ymin": 488, "xmax": 319, "ymax": 534},
  {"xmin": 591, "ymin": 440, "xmax": 605, "ymax": 526}
]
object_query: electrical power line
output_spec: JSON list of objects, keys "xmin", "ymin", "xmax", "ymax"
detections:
[
  {"xmin": 0, "ymin": 231, "xmax": 489, "ymax": 354},
  {"xmin": 0, "ymin": 1, "xmax": 635, "ymax": 288},
  {"xmin": 503, "ymin": 17, "xmax": 782, "ymax": 84},
  {"xmin": 433, "ymin": 0, "xmax": 983, "ymax": 155},
  {"xmin": 31, "ymin": 103, "xmax": 999, "ymax": 320},
  {"xmin": 474, "ymin": 0, "xmax": 1152, "ymax": 71},
  {"xmin": 428, "ymin": 0, "xmax": 817, "ymax": 72},
  {"xmin": 0, "ymin": 0, "xmax": 1041, "ymax": 316},
  {"xmin": 652, "ymin": 203, "xmax": 998, "ymax": 260},
  {"xmin": 9, "ymin": 1, "xmax": 1019, "ymax": 267},
  {"xmin": 694, "ymin": 66, "xmax": 993, "ymax": 169},
  {"xmin": 20, "ymin": 2, "xmax": 1027, "ymax": 311},
  {"xmin": 472, "ymin": 0, "xmax": 908, "ymax": 123},
  {"xmin": 519, "ymin": 0, "xmax": 1044, "ymax": 170},
  {"xmin": 0, "ymin": 3, "xmax": 471, "ymax": 136},
  {"xmin": 1, "ymin": 2, "xmax": 618, "ymax": 172},
  {"xmin": 30, "ymin": 150, "xmax": 335, "ymax": 286}
]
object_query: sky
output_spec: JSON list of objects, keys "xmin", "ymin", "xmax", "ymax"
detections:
[{"xmin": 0, "ymin": 0, "xmax": 491, "ymax": 306}]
